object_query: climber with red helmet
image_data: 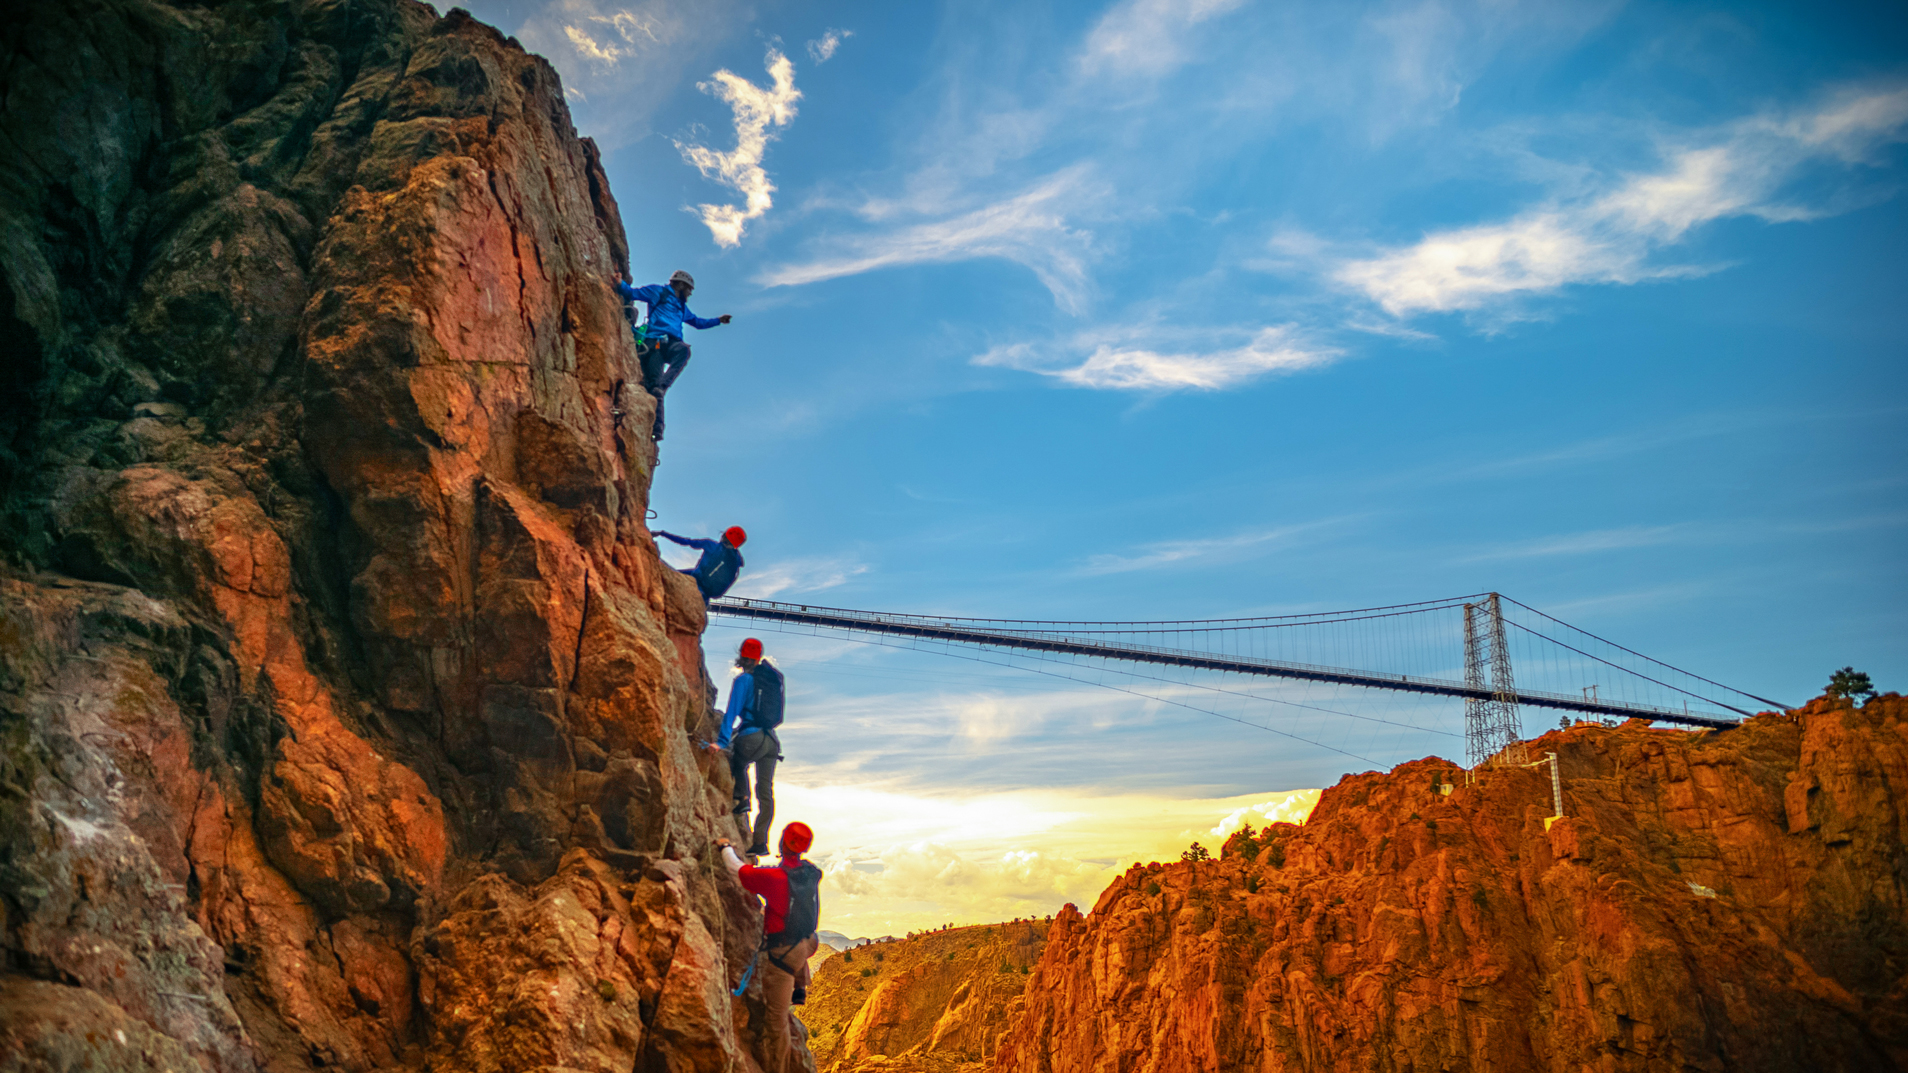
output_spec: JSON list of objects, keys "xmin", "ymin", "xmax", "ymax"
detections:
[
  {"xmin": 612, "ymin": 269, "xmax": 730, "ymax": 442},
  {"xmin": 718, "ymin": 821, "xmax": 822, "ymax": 1073},
  {"xmin": 720, "ymin": 637, "xmax": 786, "ymax": 856},
  {"xmin": 652, "ymin": 525, "xmax": 747, "ymax": 604}
]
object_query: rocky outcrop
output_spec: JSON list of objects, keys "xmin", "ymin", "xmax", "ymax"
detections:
[
  {"xmin": 805, "ymin": 922, "xmax": 1048, "ymax": 1072},
  {"xmin": 995, "ymin": 695, "xmax": 1908, "ymax": 1073},
  {"xmin": 1, "ymin": 3, "xmax": 797, "ymax": 1070}
]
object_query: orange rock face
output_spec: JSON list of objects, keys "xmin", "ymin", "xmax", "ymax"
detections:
[
  {"xmin": 996, "ymin": 697, "xmax": 1908, "ymax": 1073},
  {"xmin": 0, "ymin": 4, "xmax": 797, "ymax": 1071},
  {"xmin": 805, "ymin": 922, "xmax": 1050, "ymax": 1072}
]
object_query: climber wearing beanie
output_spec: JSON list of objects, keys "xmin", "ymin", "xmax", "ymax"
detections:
[
  {"xmin": 612, "ymin": 269, "xmax": 730, "ymax": 442},
  {"xmin": 652, "ymin": 525, "xmax": 746, "ymax": 604},
  {"xmin": 720, "ymin": 637, "xmax": 786, "ymax": 856},
  {"xmin": 719, "ymin": 822, "xmax": 822, "ymax": 1073}
]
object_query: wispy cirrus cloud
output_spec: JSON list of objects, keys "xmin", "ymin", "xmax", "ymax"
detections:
[
  {"xmin": 1336, "ymin": 85, "xmax": 1908, "ymax": 319},
  {"xmin": 757, "ymin": 0, "xmax": 1255, "ymax": 309},
  {"xmin": 676, "ymin": 48, "xmax": 802, "ymax": 247},
  {"xmin": 1460, "ymin": 524, "xmax": 1695, "ymax": 561},
  {"xmin": 807, "ymin": 28, "xmax": 852, "ymax": 63},
  {"xmin": 1460, "ymin": 510, "xmax": 1908, "ymax": 564},
  {"xmin": 759, "ymin": 168, "xmax": 1103, "ymax": 312},
  {"xmin": 556, "ymin": 7, "xmax": 660, "ymax": 66},
  {"xmin": 727, "ymin": 556, "xmax": 869, "ymax": 600},
  {"xmin": 1078, "ymin": 0, "xmax": 1245, "ymax": 78},
  {"xmin": 1077, "ymin": 519, "xmax": 1349, "ymax": 575},
  {"xmin": 975, "ymin": 324, "xmax": 1341, "ymax": 392},
  {"xmin": 508, "ymin": 0, "xmax": 748, "ymax": 150},
  {"xmin": 1441, "ymin": 411, "xmax": 1777, "ymax": 482}
]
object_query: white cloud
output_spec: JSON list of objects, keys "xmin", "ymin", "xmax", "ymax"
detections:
[
  {"xmin": 1077, "ymin": 519, "xmax": 1345, "ymax": 575},
  {"xmin": 1459, "ymin": 512, "xmax": 1908, "ymax": 563},
  {"xmin": 562, "ymin": 24, "xmax": 624, "ymax": 65},
  {"xmin": 787, "ymin": 683, "xmax": 1144, "ymax": 755},
  {"xmin": 560, "ymin": 9, "xmax": 661, "ymax": 65},
  {"xmin": 1209, "ymin": 790, "xmax": 1323, "ymax": 839},
  {"xmin": 727, "ymin": 557, "xmax": 869, "ymax": 600},
  {"xmin": 974, "ymin": 323, "xmax": 1341, "ymax": 392},
  {"xmin": 1079, "ymin": 0, "xmax": 1245, "ymax": 78},
  {"xmin": 1461, "ymin": 524, "xmax": 1694, "ymax": 561},
  {"xmin": 510, "ymin": 0, "xmax": 748, "ymax": 152},
  {"xmin": 1337, "ymin": 85, "xmax": 1908, "ymax": 318},
  {"xmin": 777, "ymin": 782, "xmax": 1319, "ymax": 934},
  {"xmin": 759, "ymin": 169, "xmax": 1101, "ymax": 312},
  {"xmin": 676, "ymin": 48, "xmax": 802, "ymax": 247},
  {"xmin": 807, "ymin": 28, "xmax": 852, "ymax": 63},
  {"xmin": 1363, "ymin": 1, "xmax": 1466, "ymax": 125},
  {"xmin": 1443, "ymin": 412, "xmax": 1772, "ymax": 482}
]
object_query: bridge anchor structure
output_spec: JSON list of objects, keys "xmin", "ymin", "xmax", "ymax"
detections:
[{"xmin": 707, "ymin": 591, "xmax": 1789, "ymax": 772}]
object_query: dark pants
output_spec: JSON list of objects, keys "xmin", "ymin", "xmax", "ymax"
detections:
[
  {"xmin": 676, "ymin": 567, "xmax": 721, "ymax": 607},
  {"xmin": 639, "ymin": 336, "xmax": 690, "ymax": 440},
  {"xmin": 730, "ymin": 728, "xmax": 779, "ymax": 851}
]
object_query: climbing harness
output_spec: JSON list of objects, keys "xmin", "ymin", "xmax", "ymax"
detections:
[{"xmin": 730, "ymin": 938, "xmax": 811, "ymax": 997}]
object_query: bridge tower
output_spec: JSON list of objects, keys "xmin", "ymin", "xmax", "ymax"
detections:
[{"xmin": 1464, "ymin": 593, "xmax": 1526, "ymax": 768}]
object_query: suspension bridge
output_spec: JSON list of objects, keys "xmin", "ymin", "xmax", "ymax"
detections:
[{"xmin": 708, "ymin": 592, "xmax": 1789, "ymax": 770}]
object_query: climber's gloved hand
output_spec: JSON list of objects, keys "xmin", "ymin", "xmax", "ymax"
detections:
[{"xmin": 718, "ymin": 314, "xmax": 732, "ymax": 324}]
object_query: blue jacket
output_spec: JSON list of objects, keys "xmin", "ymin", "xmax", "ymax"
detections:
[
  {"xmin": 720, "ymin": 669, "xmax": 757, "ymax": 748},
  {"xmin": 656, "ymin": 531, "xmax": 744, "ymax": 599},
  {"xmin": 614, "ymin": 280, "xmax": 722, "ymax": 340}
]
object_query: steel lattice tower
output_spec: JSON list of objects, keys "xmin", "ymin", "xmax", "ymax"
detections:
[{"xmin": 1464, "ymin": 593, "xmax": 1526, "ymax": 767}]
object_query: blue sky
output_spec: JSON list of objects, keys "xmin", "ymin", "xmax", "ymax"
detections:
[{"xmin": 458, "ymin": 0, "xmax": 1906, "ymax": 932}]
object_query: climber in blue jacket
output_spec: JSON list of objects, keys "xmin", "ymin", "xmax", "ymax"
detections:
[
  {"xmin": 654, "ymin": 525, "xmax": 747, "ymax": 603},
  {"xmin": 613, "ymin": 269, "xmax": 730, "ymax": 442},
  {"xmin": 719, "ymin": 637, "xmax": 784, "ymax": 857}
]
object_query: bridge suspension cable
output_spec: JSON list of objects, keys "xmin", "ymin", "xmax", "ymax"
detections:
[{"xmin": 708, "ymin": 592, "xmax": 1788, "ymax": 765}]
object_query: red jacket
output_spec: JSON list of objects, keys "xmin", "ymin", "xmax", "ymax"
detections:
[{"xmin": 737, "ymin": 856, "xmax": 802, "ymax": 935}]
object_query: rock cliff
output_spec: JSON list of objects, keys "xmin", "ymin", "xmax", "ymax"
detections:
[
  {"xmin": 0, "ymin": 3, "xmax": 799, "ymax": 1070},
  {"xmin": 995, "ymin": 696, "xmax": 1908, "ymax": 1072},
  {"xmin": 805, "ymin": 921, "xmax": 1048, "ymax": 1072}
]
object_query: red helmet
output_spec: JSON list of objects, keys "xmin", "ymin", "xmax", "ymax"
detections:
[
  {"xmin": 780, "ymin": 821, "xmax": 813, "ymax": 855},
  {"xmin": 739, "ymin": 638, "xmax": 764, "ymax": 660},
  {"xmin": 724, "ymin": 526, "xmax": 747, "ymax": 547}
]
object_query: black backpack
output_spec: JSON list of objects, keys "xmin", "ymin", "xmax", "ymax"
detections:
[
  {"xmin": 748, "ymin": 661, "xmax": 785, "ymax": 730},
  {"xmin": 771, "ymin": 861, "xmax": 823, "ymax": 943},
  {"xmin": 700, "ymin": 545, "xmax": 743, "ymax": 599}
]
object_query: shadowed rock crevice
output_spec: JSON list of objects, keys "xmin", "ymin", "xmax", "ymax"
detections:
[{"xmin": 1, "ymin": 3, "xmax": 798, "ymax": 1071}]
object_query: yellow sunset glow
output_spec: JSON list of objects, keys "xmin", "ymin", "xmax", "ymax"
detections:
[{"xmin": 768, "ymin": 781, "xmax": 1321, "ymax": 938}]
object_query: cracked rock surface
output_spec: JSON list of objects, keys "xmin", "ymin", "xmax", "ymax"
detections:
[{"xmin": 0, "ymin": 3, "xmax": 800, "ymax": 1070}]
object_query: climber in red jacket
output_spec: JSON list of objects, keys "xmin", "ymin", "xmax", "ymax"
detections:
[{"xmin": 720, "ymin": 822, "xmax": 823, "ymax": 1073}]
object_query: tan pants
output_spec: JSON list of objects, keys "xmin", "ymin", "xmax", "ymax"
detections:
[{"xmin": 759, "ymin": 934, "xmax": 818, "ymax": 1073}]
